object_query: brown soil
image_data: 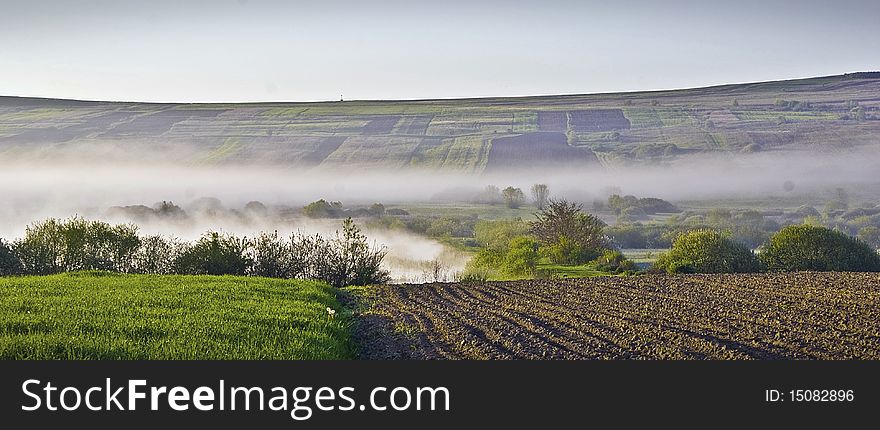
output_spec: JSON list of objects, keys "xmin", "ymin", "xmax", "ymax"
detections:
[
  {"xmin": 350, "ymin": 273, "xmax": 880, "ymax": 360},
  {"xmin": 483, "ymin": 132, "xmax": 599, "ymax": 172}
]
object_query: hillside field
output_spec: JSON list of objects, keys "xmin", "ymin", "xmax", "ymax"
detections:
[{"xmin": 1, "ymin": 73, "xmax": 879, "ymax": 171}]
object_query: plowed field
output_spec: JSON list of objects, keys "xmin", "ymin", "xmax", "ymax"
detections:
[{"xmin": 351, "ymin": 273, "xmax": 880, "ymax": 360}]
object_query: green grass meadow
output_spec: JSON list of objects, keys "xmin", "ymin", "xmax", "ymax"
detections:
[{"xmin": 0, "ymin": 272, "xmax": 353, "ymax": 360}]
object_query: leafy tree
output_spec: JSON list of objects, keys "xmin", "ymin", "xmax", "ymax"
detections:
[
  {"xmin": 531, "ymin": 184, "xmax": 550, "ymax": 210},
  {"xmin": 761, "ymin": 225, "xmax": 880, "ymax": 272},
  {"xmin": 302, "ymin": 199, "xmax": 343, "ymax": 218},
  {"xmin": 368, "ymin": 203, "xmax": 386, "ymax": 217},
  {"xmin": 475, "ymin": 185, "xmax": 502, "ymax": 205},
  {"xmin": 502, "ymin": 187, "xmax": 526, "ymax": 209},
  {"xmin": 244, "ymin": 201, "xmax": 268, "ymax": 217},
  {"xmin": 530, "ymin": 199, "xmax": 609, "ymax": 264},
  {"xmin": 0, "ymin": 239, "xmax": 21, "ymax": 276},
  {"xmin": 653, "ymin": 230, "xmax": 761, "ymax": 274},
  {"xmin": 154, "ymin": 201, "xmax": 187, "ymax": 219}
]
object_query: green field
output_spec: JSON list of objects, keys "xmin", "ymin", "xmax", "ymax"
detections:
[{"xmin": 0, "ymin": 272, "xmax": 352, "ymax": 359}]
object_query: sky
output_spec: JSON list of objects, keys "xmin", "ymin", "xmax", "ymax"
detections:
[{"xmin": 0, "ymin": 0, "xmax": 877, "ymax": 102}]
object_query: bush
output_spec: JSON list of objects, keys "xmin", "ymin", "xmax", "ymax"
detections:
[
  {"xmin": 249, "ymin": 231, "xmax": 302, "ymax": 279},
  {"xmin": 13, "ymin": 218, "xmax": 141, "ymax": 274},
  {"xmin": 530, "ymin": 200, "xmax": 608, "ymax": 264},
  {"xmin": 0, "ymin": 239, "xmax": 22, "ymax": 276},
  {"xmin": 132, "ymin": 235, "xmax": 185, "ymax": 275},
  {"xmin": 590, "ymin": 249, "xmax": 637, "ymax": 274},
  {"xmin": 540, "ymin": 235, "xmax": 600, "ymax": 266},
  {"xmin": 760, "ymin": 225, "xmax": 880, "ymax": 272},
  {"xmin": 619, "ymin": 206, "xmax": 649, "ymax": 222},
  {"xmin": 653, "ymin": 230, "xmax": 761, "ymax": 274},
  {"xmin": 322, "ymin": 218, "xmax": 390, "ymax": 288},
  {"xmin": 424, "ymin": 216, "xmax": 477, "ymax": 238},
  {"xmin": 504, "ymin": 236, "xmax": 539, "ymax": 276},
  {"xmin": 174, "ymin": 232, "xmax": 252, "ymax": 276},
  {"xmin": 464, "ymin": 248, "xmax": 504, "ymax": 280},
  {"xmin": 636, "ymin": 197, "xmax": 678, "ymax": 214},
  {"xmin": 474, "ymin": 219, "xmax": 528, "ymax": 251},
  {"xmin": 302, "ymin": 199, "xmax": 343, "ymax": 218},
  {"xmin": 606, "ymin": 224, "xmax": 672, "ymax": 249},
  {"xmin": 464, "ymin": 235, "xmax": 537, "ymax": 278}
]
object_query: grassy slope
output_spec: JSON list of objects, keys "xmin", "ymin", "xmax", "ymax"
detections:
[{"xmin": 0, "ymin": 272, "xmax": 352, "ymax": 359}]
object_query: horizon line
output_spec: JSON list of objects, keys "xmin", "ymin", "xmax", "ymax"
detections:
[{"xmin": 1, "ymin": 71, "xmax": 877, "ymax": 105}]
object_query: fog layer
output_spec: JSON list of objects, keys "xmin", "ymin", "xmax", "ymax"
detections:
[{"xmin": 2, "ymin": 147, "xmax": 879, "ymax": 279}]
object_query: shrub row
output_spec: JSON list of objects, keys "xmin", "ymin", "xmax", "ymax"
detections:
[
  {"xmin": 0, "ymin": 218, "xmax": 389, "ymax": 288},
  {"xmin": 653, "ymin": 225, "xmax": 880, "ymax": 274}
]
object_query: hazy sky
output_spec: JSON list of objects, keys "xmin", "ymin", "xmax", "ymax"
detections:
[{"xmin": 0, "ymin": 0, "xmax": 877, "ymax": 102}]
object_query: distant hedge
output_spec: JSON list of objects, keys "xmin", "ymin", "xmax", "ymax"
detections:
[
  {"xmin": 653, "ymin": 229, "xmax": 761, "ymax": 274},
  {"xmin": 761, "ymin": 225, "xmax": 880, "ymax": 272}
]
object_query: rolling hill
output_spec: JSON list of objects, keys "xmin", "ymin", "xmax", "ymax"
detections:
[{"xmin": 1, "ymin": 73, "xmax": 878, "ymax": 172}]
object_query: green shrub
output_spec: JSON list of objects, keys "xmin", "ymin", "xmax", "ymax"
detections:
[
  {"xmin": 249, "ymin": 231, "xmax": 301, "ymax": 279},
  {"xmin": 0, "ymin": 239, "xmax": 21, "ymax": 276},
  {"xmin": 530, "ymin": 199, "xmax": 608, "ymax": 264},
  {"xmin": 174, "ymin": 232, "xmax": 252, "ymax": 276},
  {"xmin": 302, "ymin": 199, "xmax": 343, "ymax": 218},
  {"xmin": 504, "ymin": 236, "xmax": 539, "ymax": 276},
  {"xmin": 474, "ymin": 219, "xmax": 528, "ymax": 251},
  {"xmin": 606, "ymin": 224, "xmax": 671, "ymax": 248},
  {"xmin": 653, "ymin": 229, "xmax": 761, "ymax": 274},
  {"xmin": 13, "ymin": 218, "xmax": 141, "ymax": 275},
  {"xmin": 132, "ymin": 235, "xmax": 185, "ymax": 275},
  {"xmin": 619, "ymin": 206, "xmax": 649, "ymax": 222},
  {"xmin": 761, "ymin": 225, "xmax": 880, "ymax": 272},
  {"xmin": 541, "ymin": 236, "xmax": 593, "ymax": 266},
  {"xmin": 463, "ymin": 248, "xmax": 504, "ymax": 280},
  {"xmin": 591, "ymin": 249, "xmax": 638, "ymax": 274},
  {"xmin": 324, "ymin": 218, "xmax": 390, "ymax": 288}
]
